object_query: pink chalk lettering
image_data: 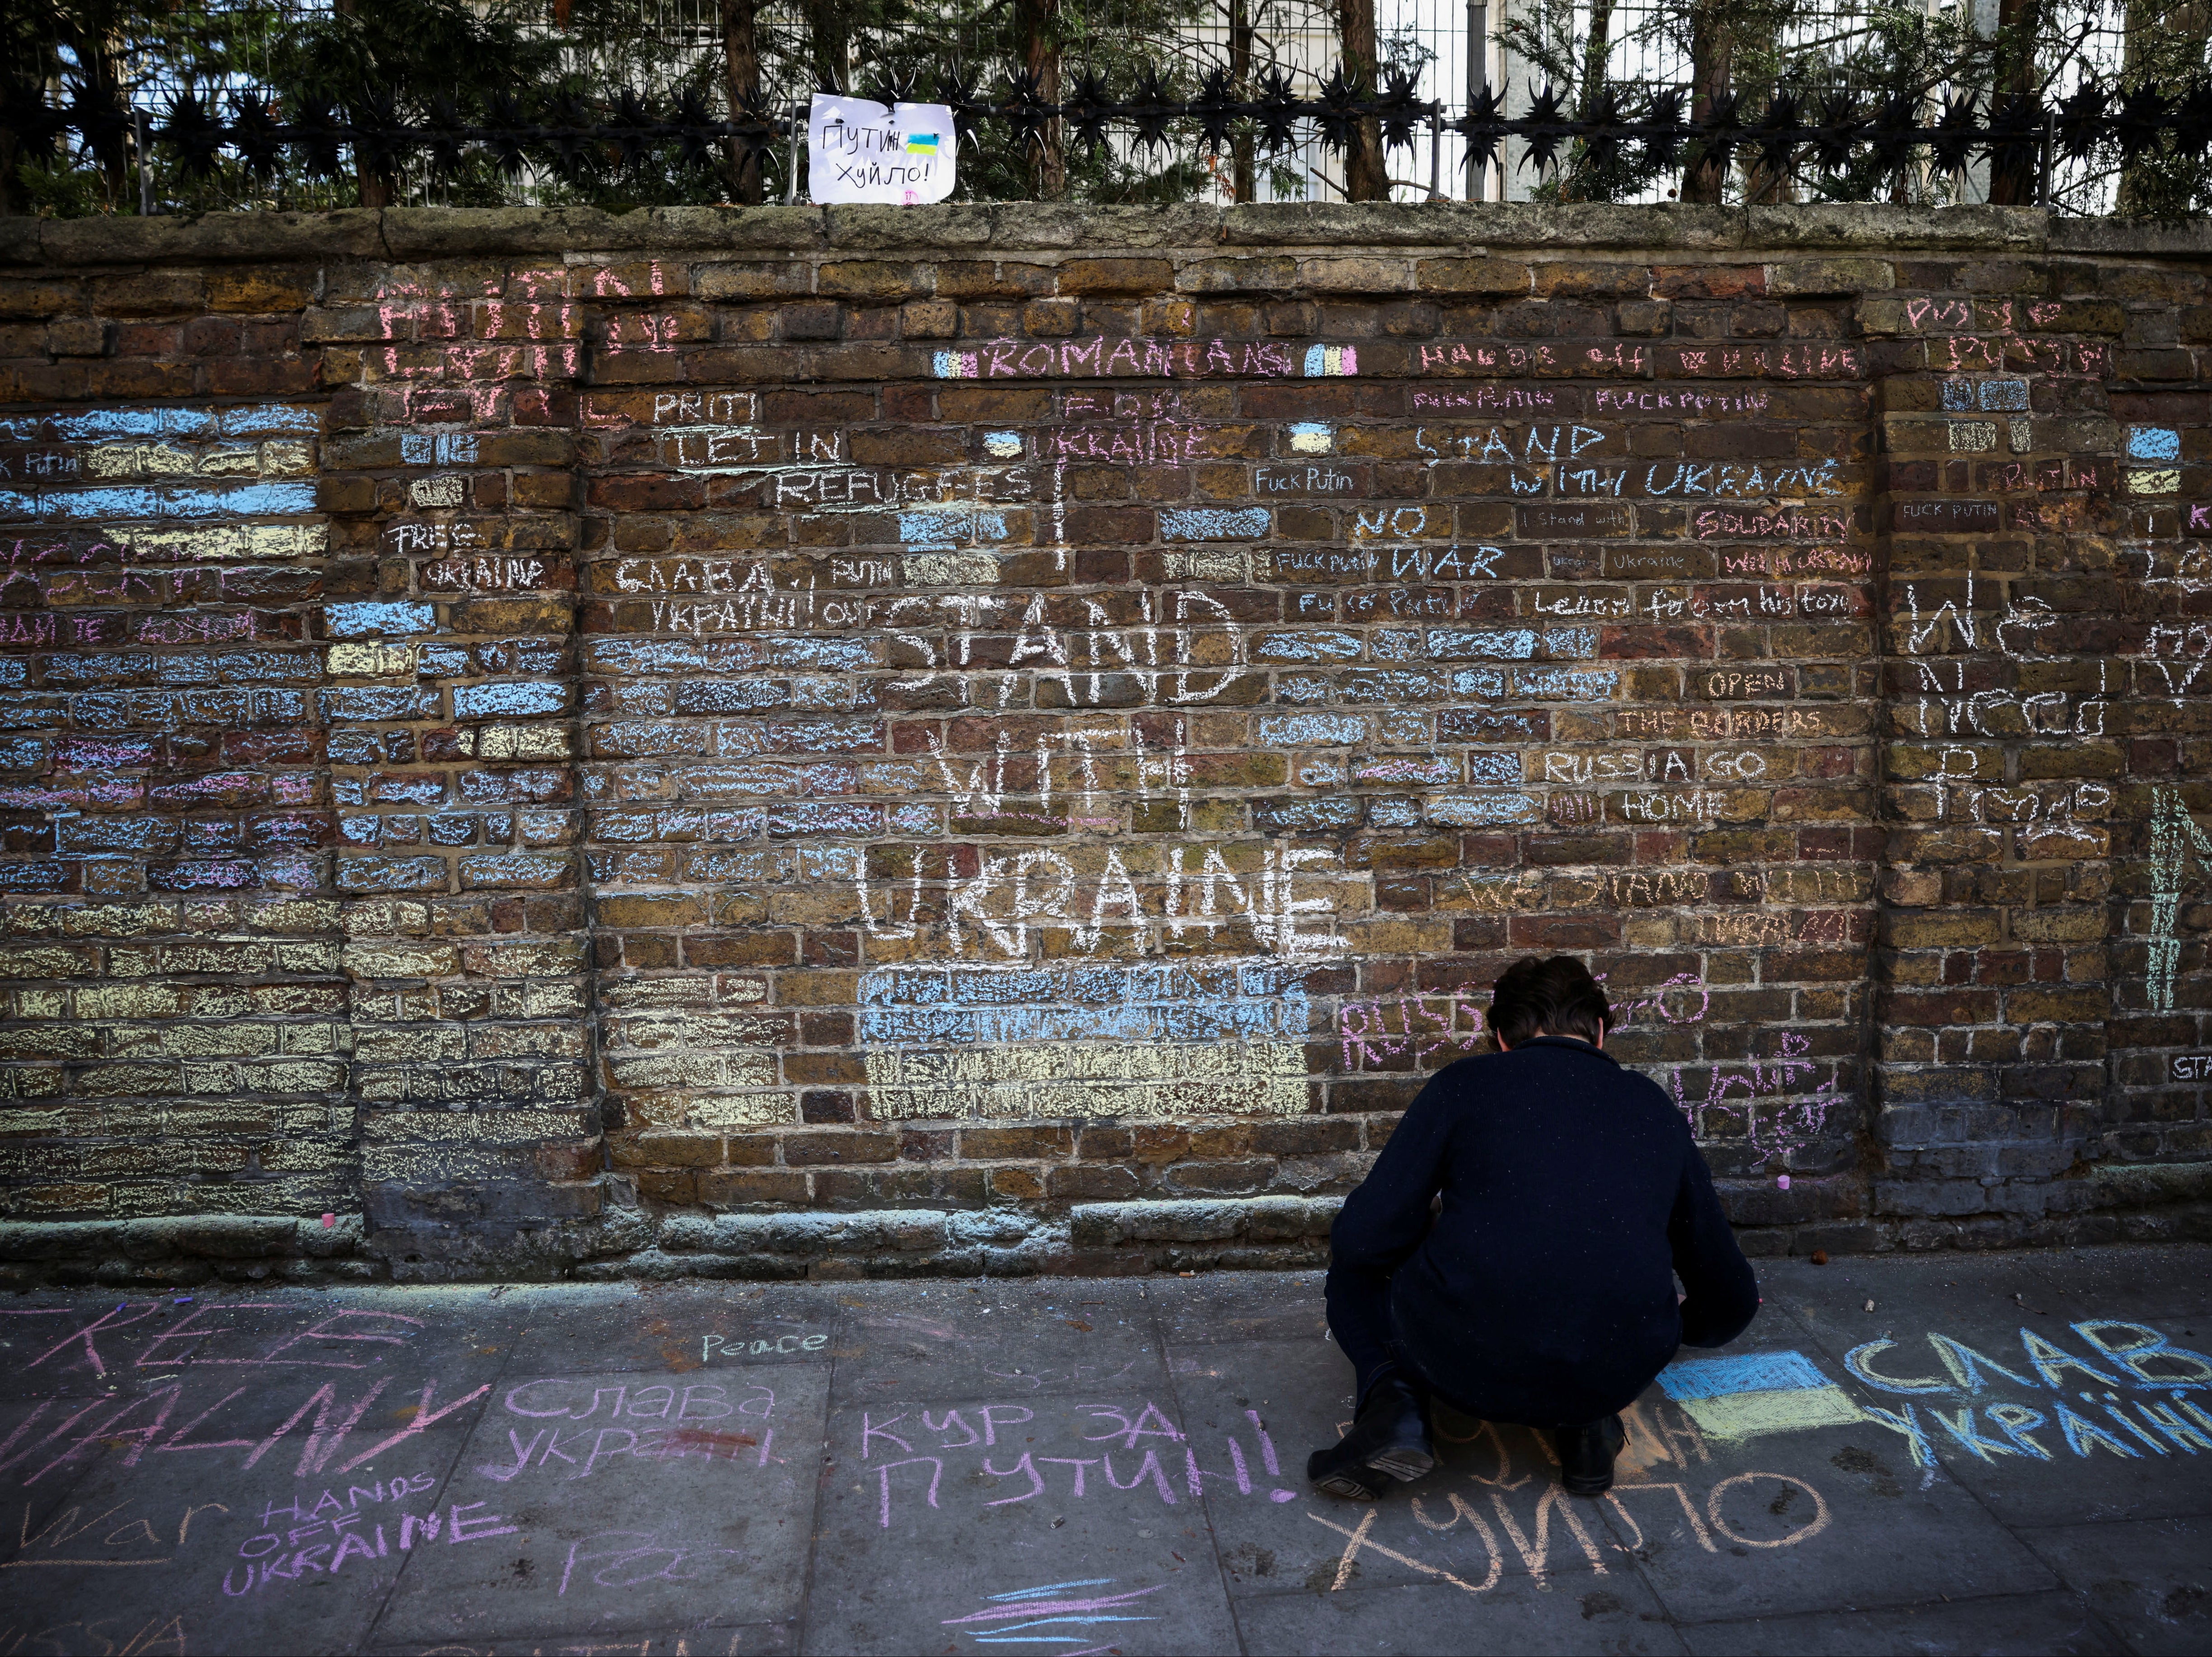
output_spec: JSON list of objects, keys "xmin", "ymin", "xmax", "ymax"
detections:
[
  {"xmin": 478, "ymin": 1428, "xmax": 547, "ymax": 1482},
  {"xmin": 12, "ymin": 1300, "xmax": 162, "ymax": 1377},
  {"xmin": 982, "ymin": 1452, "xmax": 1046, "ymax": 1505},
  {"xmin": 242, "ymin": 1378, "xmax": 391, "ymax": 1475},
  {"xmin": 875, "ymin": 1456, "xmax": 945, "ymax": 1527},
  {"xmin": 1185, "ymin": 1439, "xmax": 1251, "ymax": 1497},
  {"xmin": 447, "ymin": 1501, "xmax": 519, "ymax": 1542},
  {"xmin": 924, "ymin": 1408, "xmax": 981, "ymax": 1449},
  {"xmin": 334, "ymin": 1380, "xmax": 492, "ymax": 1474},
  {"xmin": 1037, "ymin": 1456, "xmax": 1101, "ymax": 1495},
  {"xmin": 861, "ymin": 1410, "xmax": 913, "ymax": 1458},
  {"xmin": 1101, "ymin": 1450, "xmax": 1179, "ymax": 1503},
  {"xmin": 147, "ymin": 1385, "xmax": 256, "ymax": 1458}
]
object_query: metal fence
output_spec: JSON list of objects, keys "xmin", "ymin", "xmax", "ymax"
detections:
[{"xmin": 9, "ymin": 0, "xmax": 2206, "ymax": 215}]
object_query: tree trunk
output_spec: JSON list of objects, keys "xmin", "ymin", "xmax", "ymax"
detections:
[
  {"xmin": 1681, "ymin": 0, "xmax": 1732, "ymax": 204},
  {"xmin": 1230, "ymin": 0, "xmax": 1256, "ymax": 201},
  {"xmin": 67, "ymin": 30, "xmax": 132, "ymax": 209},
  {"xmin": 1338, "ymin": 0, "xmax": 1389, "ymax": 201},
  {"xmin": 1564, "ymin": 0, "xmax": 1616, "ymax": 201},
  {"xmin": 1015, "ymin": 0, "xmax": 1063, "ymax": 201},
  {"xmin": 722, "ymin": 0, "xmax": 765, "ymax": 204},
  {"xmin": 327, "ymin": 0, "xmax": 397, "ymax": 208},
  {"xmin": 1986, "ymin": 0, "xmax": 2040, "ymax": 204}
]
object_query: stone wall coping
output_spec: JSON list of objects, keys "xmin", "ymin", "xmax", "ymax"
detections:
[{"xmin": 3, "ymin": 202, "xmax": 2207, "ymax": 268}]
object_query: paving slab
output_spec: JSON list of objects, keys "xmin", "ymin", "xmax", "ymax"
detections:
[
  {"xmin": 1152, "ymin": 1273, "xmax": 1332, "ymax": 1348},
  {"xmin": 2016, "ymin": 1248, "xmax": 2212, "ymax": 1324},
  {"xmin": 1677, "ymin": 1590, "xmax": 2125, "ymax": 1655},
  {"xmin": 496, "ymin": 1281, "xmax": 846, "ymax": 1377},
  {"xmin": 382, "ymin": 1361, "xmax": 825, "ymax": 1646},
  {"xmin": 2015, "ymin": 1516, "xmax": 2212, "ymax": 1656},
  {"xmin": 1232, "ymin": 1574, "xmax": 1689, "ymax": 1656},
  {"xmin": 829, "ymin": 1278, "xmax": 1169, "ymax": 1405},
  {"xmin": 0, "ymin": 1243, "xmax": 2207, "ymax": 1654},
  {"xmin": 0, "ymin": 1290, "xmax": 514, "ymax": 1657},
  {"xmin": 1770, "ymin": 1256, "xmax": 2212, "ymax": 1528}
]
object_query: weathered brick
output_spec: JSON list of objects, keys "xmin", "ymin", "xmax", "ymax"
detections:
[{"xmin": 0, "ymin": 207, "xmax": 2191, "ymax": 1282}]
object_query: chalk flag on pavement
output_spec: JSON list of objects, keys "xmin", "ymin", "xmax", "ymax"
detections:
[{"xmin": 1655, "ymin": 1350, "xmax": 1865, "ymax": 1441}]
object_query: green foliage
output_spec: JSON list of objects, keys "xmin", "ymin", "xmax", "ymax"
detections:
[
  {"xmin": 1500, "ymin": 0, "xmax": 1678, "ymax": 201},
  {"xmin": 1800, "ymin": 2, "xmax": 1992, "ymax": 206},
  {"xmin": 2108, "ymin": 0, "xmax": 2212, "ymax": 217}
]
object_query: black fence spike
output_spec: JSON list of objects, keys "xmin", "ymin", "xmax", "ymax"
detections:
[
  {"xmin": 1808, "ymin": 92, "xmax": 1859, "ymax": 173},
  {"xmin": 1194, "ymin": 66, "xmax": 1240, "ymax": 153},
  {"xmin": 3, "ymin": 80, "xmax": 69, "ymax": 162},
  {"xmin": 293, "ymin": 98, "xmax": 347, "ymax": 178},
  {"xmin": 1127, "ymin": 65, "xmax": 1179, "ymax": 150},
  {"xmin": 1929, "ymin": 90, "xmax": 1981, "ymax": 172},
  {"xmin": 229, "ymin": 91, "xmax": 284, "ymax": 177},
  {"xmin": 68, "ymin": 81, "xmax": 133, "ymax": 155},
  {"xmin": 422, "ymin": 95, "xmax": 470, "ymax": 177},
  {"xmin": 2174, "ymin": 78, "xmax": 2212, "ymax": 160},
  {"xmin": 2113, "ymin": 84, "xmax": 2171, "ymax": 159},
  {"xmin": 1254, "ymin": 66, "xmax": 1300, "ymax": 154},
  {"xmin": 1867, "ymin": 90, "xmax": 1920, "ymax": 179},
  {"xmin": 160, "ymin": 91, "xmax": 225, "ymax": 179},
  {"xmin": 1064, "ymin": 66, "xmax": 1114, "ymax": 157},
  {"xmin": 1520, "ymin": 81, "xmax": 1570, "ymax": 175},
  {"xmin": 1637, "ymin": 86, "xmax": 1686, "ymax": 174}
]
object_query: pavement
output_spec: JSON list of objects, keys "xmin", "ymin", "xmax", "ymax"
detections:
[{"xmin": 0, "ymin": 1244, "xmax": 2207, "ymax": 1656}]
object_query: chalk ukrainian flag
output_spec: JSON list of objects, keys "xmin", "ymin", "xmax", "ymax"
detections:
[
  {"xmin": 905, "ymin": 132, "xmax": 941, "ymax": 155},
  {"xmin": 1655, "ymin": 1350, "xmax": 1864, "ymax": 1442}
]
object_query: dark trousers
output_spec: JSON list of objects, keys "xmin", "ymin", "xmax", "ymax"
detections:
[
  {"xmin": 1328, "ymin": 1261, "xmax": 1698, "ymax": 1430},
  {"xmin": 1326, "ymin": 1262, "xmax": 1448, "ymax": 1416}
]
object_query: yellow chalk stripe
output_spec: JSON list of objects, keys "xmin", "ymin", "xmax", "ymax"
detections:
[
  {"xmin": 1677, "ymin": 1385, "xmax": 1865, "ymax": 1442},
  {"xmin": 867, "ymin": 1039, "xmax": 1308, "ymax": 1120}
]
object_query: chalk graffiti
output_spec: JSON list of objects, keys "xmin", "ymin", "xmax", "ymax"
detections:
[
  {"xmin": 860, "ymin": 959, "xmax": 1315, "ymax": 1120},
  {"xmin": 0, "ymin": 1615, "xmax": 186, "ymax": 1656},
  {"xmin": 700, "ymin": 1331, "xmax": 829, "ymax": 1362},
  {"xmin": 2150, "ymin": 789, "xmax": 2212, "ymax": 1013},
  {"xmin": 1314, "ymin": 1460, "xmax": 1829, "ymax": 1601},
  {"xmin": 1670, "ymin": 1032, "xmax": 1844, "ymax": 1166},
  {"xmin": 934, "ymin": 337, "xmax": 1299, "ymax": 380},
  {"xmin": 942, "ymin": 1579, "xmax": 1164, "ymax": 1650},
  {"xmin": 556, "ymin": 1530, "xmax": 742, "ymax": 1596},
  {"xmin": 222, "ymin": 1486, "xmax": 512, "ymax": 1597},
  {"xmin": 1844, "ymin": 1318, "xmax": 2212, "ymax": 1469},
  {"xmin": 862, "ymin": 1398, "xmax": 1300, "ymax": 1529},
  {"xmin": 498, "ymin": 1376, "xmax": 779, "ymax": 1479},
  {"xmin": 1656, "ymin": 1351, "xmax": 1866, "ymax": 1440},
  {"xmin": 0, "ymin": 1370, "xmax": 489, "ymax": 1487}
]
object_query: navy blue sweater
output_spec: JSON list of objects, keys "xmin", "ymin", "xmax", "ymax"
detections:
[{"xmin": 1326, "ymin": 1035, "xmax": 1759, "ymax": 1427}]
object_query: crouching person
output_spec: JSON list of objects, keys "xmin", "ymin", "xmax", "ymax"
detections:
[{"xmin": 1309, "ymin": 955, "xmax": 1758, "ymax": 1501}]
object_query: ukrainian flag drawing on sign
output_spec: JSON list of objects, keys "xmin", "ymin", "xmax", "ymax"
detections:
[
  {"xmin": 905, "ymin": 132, "xmax": 940, "ymax": 154},
  {"xmin": 1655, "ymin": 1350, "xmax": 1865, "ymax": 1441}
]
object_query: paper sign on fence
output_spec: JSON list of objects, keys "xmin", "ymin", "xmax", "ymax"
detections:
[{"xmin": 807, "ymin": 94, "xmax": 956, "ymax": 205}]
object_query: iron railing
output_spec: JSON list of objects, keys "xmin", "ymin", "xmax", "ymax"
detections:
[{"xmin": 9, "ymin": 65, "xmax": 2210, "ymax": 208}]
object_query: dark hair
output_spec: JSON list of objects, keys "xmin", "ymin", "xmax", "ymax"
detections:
[{"xmin": 1489, "ymin": 955, "xmax": 1612, "ymax": 1048}]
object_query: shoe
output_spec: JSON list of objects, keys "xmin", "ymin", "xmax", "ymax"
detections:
[
  {"xmin": 1306, "ymin": 1377, "xmax": 1436, "ymax": 1501},
  {"xmin": 1550, "ymin": 1414, "xmax": 1625, "ymax": 1496}
]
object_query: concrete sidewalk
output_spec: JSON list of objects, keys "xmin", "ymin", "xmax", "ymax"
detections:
[{"xmin": 0, "ymin": 1244, "xmax": 2206, "ymax": 1655}]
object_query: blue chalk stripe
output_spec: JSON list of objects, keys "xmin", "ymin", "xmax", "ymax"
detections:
[{"xmin": 1656, "ymin": 1350, "xmax": 1833, "ymax": 1400}]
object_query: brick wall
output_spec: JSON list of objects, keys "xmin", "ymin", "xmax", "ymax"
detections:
[{"xmin": 0, "ymin": 202, "xmax": 2205, "ymax": 1286}]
